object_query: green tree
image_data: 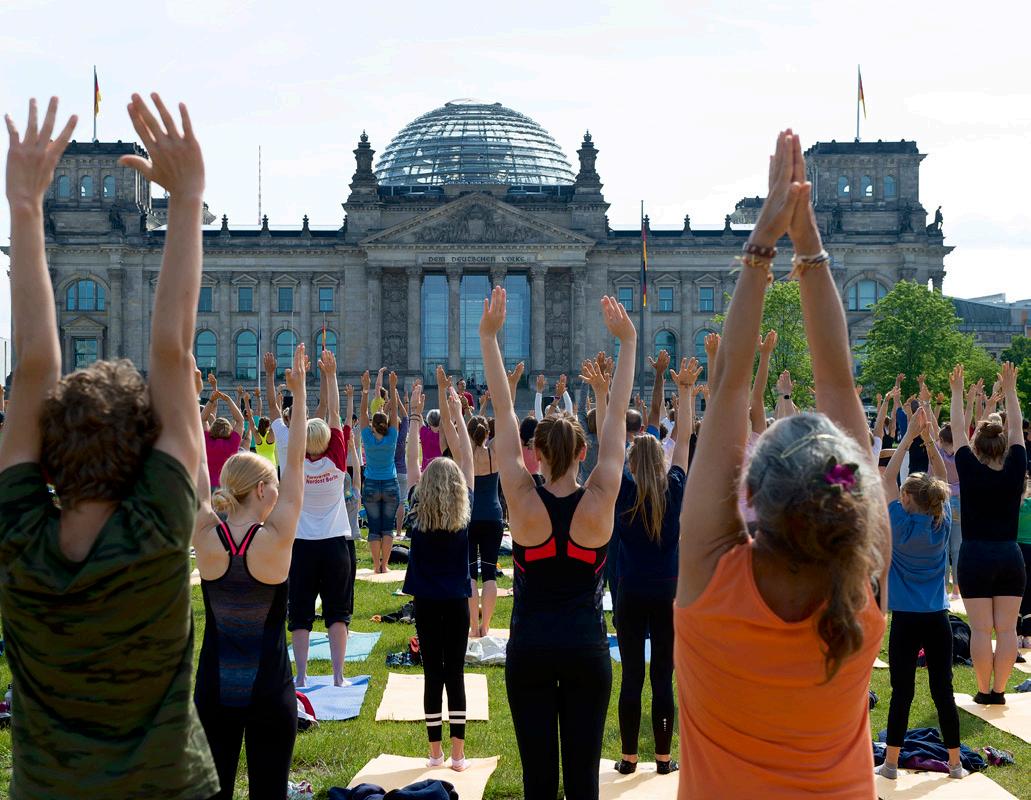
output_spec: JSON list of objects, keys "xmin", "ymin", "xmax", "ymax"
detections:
[
  {"xmin": 859, "ymin": 281, "xmax": 997, "ymax": 398},
  {"xmin": 1000, "ymin": 335, "xmax": 1031, "ymax": 414},
  {"xmin": 714, "ymin": 280, "xmax": 813, "ymax": 408}
]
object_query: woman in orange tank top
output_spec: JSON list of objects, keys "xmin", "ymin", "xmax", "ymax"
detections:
[{"xmin": 674, "ymin": 130, "xmax": 890, "ymax": 799}]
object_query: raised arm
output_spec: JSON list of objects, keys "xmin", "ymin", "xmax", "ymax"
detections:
[
  {"xmin": 872, "ymin": 391, "xmax": 889, "ymax": 442},
  {"xmin": 191, "ymin": 368, "xmax": 220, "ymax": 545},
  {"xmin": 949, "ymin": 364, "xmax": 971, "ymax": 451},
  {"xmin": 343, "ymin": 384, "xmax": 354, "ymax": 431},
  {"xmin": 506, "ymin": 362, "xmax": 524, "ymax": 401},
  {"xmin": 579, "ymin": 357, "xmax": 609, "ymax": 434},
  {"xmin": 359, "ymin": 370, "xmax": 371, "ymax": 429},
  {"xmin": 0, "ymin": 98, "xmax": 76, "ymax": 471},
  {"xmin": 534, "ymin": 374, "xmax": 545, "ymax": 421},
  {"xmin": 374, "ymin": 367, "xmax": 385, "ymax": 403},
  {"xmin": 883, "ymin": 408, "xmax": 923, "ymax": 502},
  {"xmin": 263, "ymin": 353, "xmax": 281, "ymax": 421},
  {"xmin": 750, "ymin": 331, "xmax": 777, "ymax": 434},
  {"xmin": 647, "ymin": 351, "xmax": 669, "ymax": 431},
  {"xmin": 442, "ymin": 384, "xmax": 475, "ymax": 487},
  {"xmin": 679, "ymin": 130, "xmax": 801, "ymax": 608},
  {"xmin": 406, "ymin": 384, "xmax": 425, "ymax": 487},
  {"xmin": 387, "ymin": 371, "xmax": 399, "ymax": 430},
  {"xmin": 1000, "ymin": 361, "xmax": 1024, "ymax": 450},
  {"xmin": 253, "ymin": 386, "xmax": 263, "ymax": 419},
  {"xmin": 315, "ymin": 366, "xmax": 328, "ymax": 422},
  {"xmin": 264, "ymin": 345, "xmax": 308, "ymax": 548},
  {"xmin": 670, "ymin": 357, "xmax": 702, "ymax": 470},
  {"xmin": 219, "ymin": 391, "xmax": 245, "ymax": 436},
  {"xmin": 120, "ymin": 94, "xmax": 207, "ymax": 471},
  {"xmin": 320, "ymin": 350, "xmax": 341, "ymax": 431}
]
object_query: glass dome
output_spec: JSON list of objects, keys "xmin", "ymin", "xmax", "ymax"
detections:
[{"xmin": 375, "ymin": 101, "xmax": 575, "ymax": 187}]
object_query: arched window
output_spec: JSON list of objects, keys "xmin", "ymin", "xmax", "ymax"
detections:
[
  {"xmin": 837, "ymin": 176, "xmax": 850, "ymax": 197},
  {"xmin": 861, "ymin": 176, "xmax": 873, "ymax": 198},
  {"xmin": 102, "ymin": 175, "xmax": 116, "ymax": 199},
  {"xmin": 884, "ymin": 175, "xmax": 897, "ymax": 199},
  {"xmin": 315, "ymin": 329, "xmax": 338, "ymax": 358},
  {"xmin": 80, "ymin": 175, "xmax": 94, "ymax": 198},
  {"xmin": 654, "ymin": 330, "xmax": 677, "ymax": 367},
  {"xmin": 846, "ymin": 279, "xmax": 887, "ymax": 311},
  {"xmin": 194, "ymin": 330, "xmax": 217, "ymax": 375},
  {"xmin": 57, "ymin": 175, "xmax": 70, "ymax": 199},
  {"xmin": 65, "ymin": 279, "xmax": 106, "ymax": 311},
  {"xmin": 695, "ymin": 329, "xmax": 716, "ymax": 381},
  {"xmin": 235, "ymin": 330, "xmax": 257, "ymax": 381},
  {"xmin": 275, "ymin": 330, "xmax": 297, "ymax": 379}
]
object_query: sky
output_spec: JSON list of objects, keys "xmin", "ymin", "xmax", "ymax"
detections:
[{"xmin": 2, "ymin": 0, "xmax": 1030, "ymax": 336}]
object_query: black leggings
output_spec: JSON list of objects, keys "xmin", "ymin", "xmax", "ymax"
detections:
[
  {"xmin": 414, "ymin": 596, "xmax": 469, "ymax": 742},
  {"xmin": 615, "ymin": 589, "xmax": 675, "ymax": 756},
  {"xmin": 195, "ymin": 681, "xmax": 297, "ymax": 800},
  {"xmin": 886, "ymin": 610, "xmax": 960, "ymax": 748},
  {"xmin": 1019, "ymin": 543, "xmax": 1031, "ymax": 636},
  {"xmin": 506, "ymin": 646, "xmax": 612, "ymax": 800},
  {"xmin": 468, "ymin": 519, "xmax": 504, "ymax": 582}
]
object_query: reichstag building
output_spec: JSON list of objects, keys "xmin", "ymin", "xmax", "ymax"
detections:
[{"xmin": 24, "ymin": 100, "xmax": 953, "ymax": 394}]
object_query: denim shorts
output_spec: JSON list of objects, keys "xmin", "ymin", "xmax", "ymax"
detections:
[{"xmin": 363, "ymin": 477, "xmax": 401, "ymax": 540}]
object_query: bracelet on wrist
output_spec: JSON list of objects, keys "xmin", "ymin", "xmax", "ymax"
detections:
[{"xmin": 788, "ymin": 249, "xmax": 830, "ymax": 280}]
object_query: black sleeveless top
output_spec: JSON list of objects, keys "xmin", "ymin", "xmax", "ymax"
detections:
[
  {"xmin": 195, "ymin": 523, "xmax": 292, "ymax": 707},
  {"xmin": 510, "ymin": 486, "xmax": 608, "ymax": 652}
]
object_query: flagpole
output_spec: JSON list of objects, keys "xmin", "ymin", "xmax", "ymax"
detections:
[
  {"xmin": 92, "ymin": 65, "xmax": 97, "ymax": 142},
  {"xmin": 856, "ymin": 65, "xmax": 860, "ymax": 142}
]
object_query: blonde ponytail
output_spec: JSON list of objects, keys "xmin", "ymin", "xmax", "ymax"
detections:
[{"xmin": 215, "ymin": 452, "xmax": 277, "ymax": 515}]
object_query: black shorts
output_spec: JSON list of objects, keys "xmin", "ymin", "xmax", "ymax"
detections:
[
  {"xmin": 288, "ymin": 536, "xmax": 354, "ymax": 630},
  {"xmin": 958, "ymin": 539, "xmax": 1026, "ymax": 598},
  {"xmin": 468, "ymin": 519, "xmax": 504, "ymax": 582}
]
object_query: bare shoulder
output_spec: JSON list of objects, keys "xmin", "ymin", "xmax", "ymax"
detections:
[{"xmin": 506, "ymin": 485, "xmax": 551, "ymax": 547}]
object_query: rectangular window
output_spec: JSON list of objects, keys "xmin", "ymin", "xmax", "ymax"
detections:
[
  {"xmin": 617, "ymin": 286, "xmax": 634, "ymax": 312},
  {"xmin": 421, "ymin": 275, "xmax": 449, "ymax": 381},
  {"xmin": 198, "ymin": 286, "xmax": 213, "ymax": 313},
  {"xmin": 658, "ymin": 286, "xmax": 674, "ymax": 312},
  {"xmin": 238, "ymin": 286, "xmax": 253, "ymax": 313},
  {"xmin": 318, "ymin": 286, "xmax": 333, "ymax": 313},
  {"xmin": 699, "ymin": 286, "xmax": 715, "ymax": 313},
  {"xmin": 278, "ymin": 286, "xmax": 293, "ymax": 313},
  {"xmin": 74, "ymin": 338, "xmax": 98, "ymax": 369}
]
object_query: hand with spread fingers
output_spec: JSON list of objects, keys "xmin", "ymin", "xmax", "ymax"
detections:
[
  {"xmin": 5, "ymin": 97, "xmax": 78, "ymax": 209},
  {"xmin": 283, "ymin": 344, "xmax": 307, "ymax": 395},
  {"xmin": 119, "ymin": 93, "xmax": 204, "ymax": 200},
  {"xmin": 602, "ymin": 295, "xmax": 636, "ymax": 342},
  {"xmin": 479, "ymin": 285, "xmax": 506, "ymax": 337}
]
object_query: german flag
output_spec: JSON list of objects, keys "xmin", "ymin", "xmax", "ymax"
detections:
[
  {"xmin": 93, "ymin": 67, "xmax": 101, "ymax": 117},
  {"xmin": 640, "ymin": 206, "xmax": 648, "ymax": 308},
  {"xmin": 858, "ymin": 66, "xmax": 866, "ymax": 119}
]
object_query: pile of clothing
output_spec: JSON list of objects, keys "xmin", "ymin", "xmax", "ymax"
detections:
[
  {"xmin": 873, "ymin": 727, "xmax": 985, "ymax": 773},
  {"xmin": 328, "ymin": 779, "xmax": 458, "ymax": 799}
]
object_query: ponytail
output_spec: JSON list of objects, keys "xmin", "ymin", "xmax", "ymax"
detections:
[
  {"xmin": 214, "ymin": 452, "xmax": 277, "ymax": 516},
  {"xmin": 534, "ymin": 413, "xmax": 586, "ymax": 480},
  {"xmin": 901, "ymin": 472, "xmax": 951, "ymax": 527}
]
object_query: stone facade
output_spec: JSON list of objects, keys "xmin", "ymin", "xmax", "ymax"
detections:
[{"xmin": 5, "ymin": 129, "xmax": 957, "ymax": 392}]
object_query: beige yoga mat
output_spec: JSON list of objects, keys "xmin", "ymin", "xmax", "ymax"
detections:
[
  {"xmin": 190, "ymin": 568, "xmax": 201, "ymax": 586},
  {"xmin": 875, "ymin": 769, "xmax": 1017, "ymax": 799},
  {"xmin": 594, "ymin": 762, "xmax": 679, "ymax": 800},
  {"xmin": 874, "ymin": 656, "xmax": 889, "ymax": 669},
  {"xmin": 949, "ymin": 597, "xmax": 967, "ymax": 616},
  {"xmin": 357, "ymin": 569, "xmax": 407, "ymax": 584},
  {"xmin": 375, "ymin": 672, "xmax": 490, "ymax": 721},
  {"xmin": 495, "ymin": 586, "xmax": 514, "ymax": 597},
  {"xmin": 956, "ymin": 692, "xmax": 1031, "ymax": 744},
  {"xmin": 349, "ymin": 754, "xmax": 498, "ymax": 798}
]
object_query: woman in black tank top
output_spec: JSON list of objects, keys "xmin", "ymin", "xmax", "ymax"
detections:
[
  {"xmin": 192, "ymin": 345, "xmax": 311, "ymax": 800},
  {"xmin": 479, "ymin": 288, "xmax": 638, "ymax": 800}
]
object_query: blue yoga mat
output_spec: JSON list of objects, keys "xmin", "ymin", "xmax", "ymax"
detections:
[
  {"xmin": 297, "ymin": 675, "xmax": 370, "ymax": 721},
  {"xmin": 608, "ymin": 634, "xmax": 651, "ymax": 664},
  {"xmin": 289, "ymin": 631, "xmax": 381, "ymax": 663}
]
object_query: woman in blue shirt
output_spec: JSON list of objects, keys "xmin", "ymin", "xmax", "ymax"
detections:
[
  {"xmin": 360, "ymin": 369, "xmax": 401, "ymax": 573},
  {"xmin": 877, "ymin": 406, "xmax": 966, "ymax": 781},
  {"xmin": 403, "ymin": 373, "xmax": 475, "ymax": 771},
  {"xmin": 610, "ymin": 356, "xmax": 698, "ymax": 776}
]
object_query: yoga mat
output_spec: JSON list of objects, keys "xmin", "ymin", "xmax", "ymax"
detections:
[
  {"xmin": 375, "ymin": 672, "xmax": 489, "ymax": 721},
  {"xmin": 603, "ymin": 591, "xmax": 613, "ymax": 612},
  {"xmin": 485, "ymin": 628, "xmax": 509, "ymax": 639},
  {"xmin": 496, "ymin": 586, "xmax": 514, "ymax": 597},
  {"xmin": 949, "ymin": 597, "xmax": 967, "ymax": 616},
  {"xmin": 190, "ymin": 568, "xmax": 201, "ymax": 586},
  {"xmin": 1015, "ymin": 649, "xmax": 1031, "ymax": 674},
  {"xmin": 956, "ymin": 692, "xmax": 1031, "ymax": 744},
  {"xmin": 608, "ymin": 634, "xmax": 650, "ymax": 664},
  {"xmin": 289, "ymin": 631, "xmax": 381, "ymax": 663},
  {"xmin": 357, "ymin": 569, "xmax": 407, "ymax": 584},
  {"xmin": 874, "ymin": 656, "xmax": 889, "ymax": 669},
  {"xmin": 875, "ymin": 769, "xmax": 1017, "ymax": 799},
  {"xmin": 348, "ymin": 754, "xmax": 498, "ymax": 799},
  {"xmin": 595, "ymin": 761, "xmax": 679, "ymax": 799},
  {"xmin": 296, "ymin": 675, "xmax": 370, "ymax": 721}
]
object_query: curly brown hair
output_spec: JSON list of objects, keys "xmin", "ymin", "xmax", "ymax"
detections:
[{"xmin": 40, "ymin": 359, "xmax": 161, "ymax": 510}]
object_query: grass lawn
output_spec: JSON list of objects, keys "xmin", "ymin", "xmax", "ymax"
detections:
[{"xmin": 1, "ymin": 538, "xmax": 1030, "ymax": 798}]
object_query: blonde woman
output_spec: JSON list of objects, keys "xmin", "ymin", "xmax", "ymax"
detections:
[
  {"xmin": 192, "ymin": 344, "xmax": 308, "ymax": 800},
  {"xmin": 402, "ymin": 372, "xmax": 475, "ymax": 770},
  {"xmin": 610, "ymin": 356, "xmax": 698, "ymax": 777}
]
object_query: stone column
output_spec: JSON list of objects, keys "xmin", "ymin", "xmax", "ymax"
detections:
[
  {"xmin": 367, "ymin": 265, "xmax": 383, "ymax": 369},
  {"xmin": 298, "ymin": 272, "xmax": 313, "ymax": 353},
  {"xmin": 930, "ymin": 269, "xmax": 945, "ymax": 293},
  {"xmin": 571, "ymin": 266, "xmax": 587, "ymax": 370},
  {"xmin": 406, "ymin": 265, "xmax": 422, "ymax": 375},
  {"xmin": 447, "ymin": 265, "xmax": 462, "ymax": 372},
  {"xmin": 217, "ymin": 272, "xmax": 232, "ymax": 376},
  {"xmin": 529, "ymin": 263, "xmax": 548, "ymax": 373},
  {"xmin": 258, "ymin": 274, "xmax": 272, "ymax": 359},
  {"xmin": 107, "ymin": 265, "xmax": 125, "ymax": 359},
  {"xmin": 142, "ymin": 273, "xmax": 153, "ymax": 374}
]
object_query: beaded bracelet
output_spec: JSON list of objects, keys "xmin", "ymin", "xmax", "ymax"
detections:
[
  {"xmin": 734, "ymin": 254, "xmax": 775, "ymax": 285},
  {"xmin": 743, "ymin": 242, "xmax": 778, "ymax": 260},
  {"xmin": 788, "ymin": 249, "xmax": 830, "ymax": 280}
]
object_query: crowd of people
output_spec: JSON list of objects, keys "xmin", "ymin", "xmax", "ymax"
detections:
[{"xmin": 3, "ymin": 97, "xmax": 1031, "ymax": 800}]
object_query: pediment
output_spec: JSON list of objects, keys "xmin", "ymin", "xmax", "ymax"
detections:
[
  {"xmin": 361, "ymin": 193, "xmax": 593, "ymax": 247},
  {"xmin": 64, "ymin": 315, "xmax": 106, "ymax": 333}
]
